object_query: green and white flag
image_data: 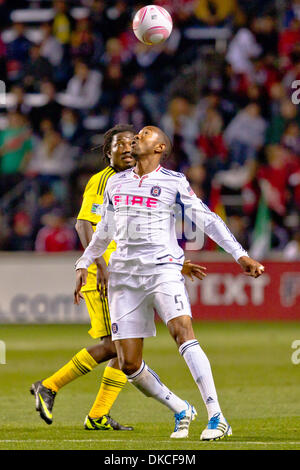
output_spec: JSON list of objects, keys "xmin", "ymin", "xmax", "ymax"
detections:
[{"xmin": 249, "ymin": 194, "xmax": 271, "ymax": 260}]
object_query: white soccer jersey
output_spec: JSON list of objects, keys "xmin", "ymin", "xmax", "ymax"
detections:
[{"xmin": 75, "ymin": 165, "xmax": 248, "ymax": 275}]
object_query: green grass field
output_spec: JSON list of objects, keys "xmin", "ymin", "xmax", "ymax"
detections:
[{"xmin": 0, "ymin": 322, "xmax": 300, "ymax": 450}]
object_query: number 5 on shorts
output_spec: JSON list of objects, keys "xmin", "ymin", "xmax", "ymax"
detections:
[{"xmin": 174, "ymin": 294, "xmax": 184, "ymax": 311}]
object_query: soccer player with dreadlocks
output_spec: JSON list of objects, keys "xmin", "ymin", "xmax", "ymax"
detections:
[{"xmin": 30, "ymin": 124, "xmax": 207, "ymax": 431}]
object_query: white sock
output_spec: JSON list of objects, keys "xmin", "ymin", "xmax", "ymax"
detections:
[
  {"xmin": 126, "ymin": 360, "xmax": 187, "ymax": 414},
  {"xmin": 179, "ymin": 339, "xmax": 223, "ymax": 420}
]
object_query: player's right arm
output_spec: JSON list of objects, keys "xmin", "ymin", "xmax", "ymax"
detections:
[
  {"xmin": 75, "ymin": 219, "xmax": 109, "ymax": 297},
  {"xmin": 75, "ymin": 182, "xmax": 115, "ymax": 271},
  {"xmin": 74, "ymin": 200, "xmax": 115, "ymax": 304}
]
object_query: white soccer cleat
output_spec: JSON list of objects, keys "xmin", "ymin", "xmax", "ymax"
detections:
[
  {"xmin": 170, "ymin": 402, "xmax": 197, "ymax": 439},
  {"xmin": 200, "ymin": 412, "xmax": 232, "ymax": 441}
]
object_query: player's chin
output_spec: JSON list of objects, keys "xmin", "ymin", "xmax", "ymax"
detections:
[{"xmin": 120, "ymin": 160, "xmax": 136, "ymax": 170}]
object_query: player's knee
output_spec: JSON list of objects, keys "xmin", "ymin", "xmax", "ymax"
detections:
[
  {"xmin": 119, "ymin": 357, "xmax": 141, "ymax": 376},
  {"xmin": 168, "ymin": 316, "xmax": 194, "ymax": 347}
]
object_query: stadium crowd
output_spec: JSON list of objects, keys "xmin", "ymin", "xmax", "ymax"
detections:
[{"xmin": 0, "ymin": 0, "xmax": 300, "ymax": 259}]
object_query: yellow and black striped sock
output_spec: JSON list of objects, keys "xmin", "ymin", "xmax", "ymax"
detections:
[
  {"xmin": 42, "ymin": 348, "xmax": 98, "ymax": 393},
  {"xmin": 89, "ymin": 366, "xmax": 127, "ymax": 419}
]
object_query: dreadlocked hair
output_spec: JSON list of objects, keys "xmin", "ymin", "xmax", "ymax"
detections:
[{"xmin": 93, "ymin": 124, "xmax": 135, "ymax": 163}]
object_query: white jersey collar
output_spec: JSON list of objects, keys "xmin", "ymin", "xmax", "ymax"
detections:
[{"xmin": 131, "ymin": 165, "xmax": 162, "ymax": 180}]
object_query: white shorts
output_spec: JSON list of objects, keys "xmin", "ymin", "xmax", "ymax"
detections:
[{"xmin": 107, "ymin": 270, "xmax": 192, "ymax": 340}]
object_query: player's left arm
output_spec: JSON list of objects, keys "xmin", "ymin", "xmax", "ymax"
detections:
[{"xmin": 178, "ymin": 177, "xmax": 265, "ymax": 278}]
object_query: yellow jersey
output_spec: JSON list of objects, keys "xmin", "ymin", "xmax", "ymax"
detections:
[{"xmin": 77, "ymin": 166, "xmax": 117, "ymax": 292}]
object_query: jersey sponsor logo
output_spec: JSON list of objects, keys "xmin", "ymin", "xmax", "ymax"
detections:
[
  {"xmin": 113, "ymin": 194, "xmax": 158, "ymax": 208},
  {"xmin": 150, "ymin": 185, "xmax": 161, "ymax": 197},
  {"xmin": 91, "ymin": 203, "xmax": 101, "ymax": 214},
  {"xmin": 112, "ymin": 323, "xmax": 118, "ymax": 334}
]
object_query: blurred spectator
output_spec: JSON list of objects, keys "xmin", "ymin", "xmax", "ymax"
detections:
[
  {"xmin": 0, "ymin": 111, "xmax": 33, "ymax": 195},
  {"xmin": 29, "ymin": 81, "xmax": 62, "ymax": 133},
  {"xmin": 59, "ymin": 108, "xmax": 85, "ymax": 148},
  {"xmin": 250, "ymin": 55, "xmax": 279, "ymax": 97},
  {"xmin": 90, "ymin": 0, "xmax": 110, "ymax": 39},
  {"xmin": 226, "ymin": 20, "xmax": 262, "ymax": 74},
  {"xmin": 70, "ymin": 17, "xmax": 95, "ymax": 61},
  {"xmin": 283, "ymin": 0, "xmax": 300, "ymax": 28},
  {"xmin": 161, "ymin": 96, "xmax": 199, "ymax": 168},
  {"xmin": 35, "ymin": 209, "xmax": 76, "ymax": 252},
  {"xmin": 58, "ymin": 59, "xmax": 102, "ymax": 109},
  {"xmin": 253, "ymin": 16, "xmax": 278, "ymax": 56},
  {"xmin": 101, "ymin": 63, "xmax": 124, "ymax": 108},
  {"xmin": 278, "ymin": 18, "xmax": 300, "ymax": 65},
  {"xmin": 112, "ymin": 92, "xmax": 150, "ymax": 129},
  {"xmin": 226, "ymin": 214, "xmax": 250, "ymax": 249},
  {"xmin": 155, "ymin": 0, "xmax": 195, "ymax": 21},
  {"xmin": 284, "ymin": 232, "xmax": 300, "ymax": 260},
  {"xmin": 6, "ymin": 23, "xmax": 32, "ymax": 81},
  {"xmin": 257, "ymin": 144, "xmax": 291, "ymax": 216},
  {"xmin": 224, "ymin": 103, "xmax": 267, "ymax": 165},
  {"xmin": 0, "ymin": 32, "xmax": 7, "ymax": 83},
  {"xmin": 31, "ymin": 187, "xmax": 61, "ymax": 240},
  {"xmin": 266, "ymin": 98, "xmax": 300, "ymax": 144},
  {"xmin": 101, "ymin": 37, "xmax": 132, "ymax": 67},
  {"xmin": 194, "ymin": 0, "xmax": 244, "ymax": 26},
  {"xmin": 23, "ymin": 44, "xmax": 53, "ymax": 92},
  {"xmin": 52, "ymin": 0, "xmax": 73, "ymax": 46},
  {"xmin": 197, "ymin": 108, "xmax": 227, "ymax": 184},
  {"xmin": 281, "ymin": 121, "xmax": 300, "ymax": 155},
  {"xmin": 29, "ymin": 129, "xmax": 74, "ymax": 179},
  {"xmin": 105, "ymin": 1, "xmax": 131, "ymax": 38},
  {"xmin": 5, "ymin": 211, "xmax": 33, "ymax": 251},
  {"xmin": 10, "ymin": 84, "xmax": 31, "ymax": 115},
  {"xmin": 282, "ymin": 49, "xmax": 300, "ymax": 90},
  {"xmin": 40, "ymin": 22, "xmax": 64, "ymax": 67},
  {"xmin": 268, "ymin": 82, "xmax": 286, "ymax": 116}
]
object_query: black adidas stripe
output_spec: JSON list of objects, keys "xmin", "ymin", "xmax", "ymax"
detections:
[
  {"xmin": 72, "ymin": 357, "xmax": 89, "ymax": 375},
  {"xmin": 102, "ymin": 379, "xmax": 125, "ymax": 389},
  {"xmin": 102, "ymin": 377, "xmax": 126, "ymax": 388}
]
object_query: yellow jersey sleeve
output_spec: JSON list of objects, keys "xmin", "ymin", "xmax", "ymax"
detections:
[
  {"xmin": 77, "ymin": 167, "xmax": 117, "ymax": 292},
  {"xmin": 77, "ymin": 167, "xmax": 116, "ymax": 225}
]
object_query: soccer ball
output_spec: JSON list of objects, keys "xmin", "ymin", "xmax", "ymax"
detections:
[{"xmin": 133, "ymin": 5, "xmax": 173, "ymax": 46}]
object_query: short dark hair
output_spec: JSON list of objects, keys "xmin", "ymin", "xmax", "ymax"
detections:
[
  {"xmin": 149, "ymin": 126, "xmax": 172, "ymax": 160},
  {"xmin": 161, "ymin": 132, "xmax": 172, "ymax": 160},
  {"xmin": 102, "ymin": 124, "xmax": 135, "ymax": 162}
]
